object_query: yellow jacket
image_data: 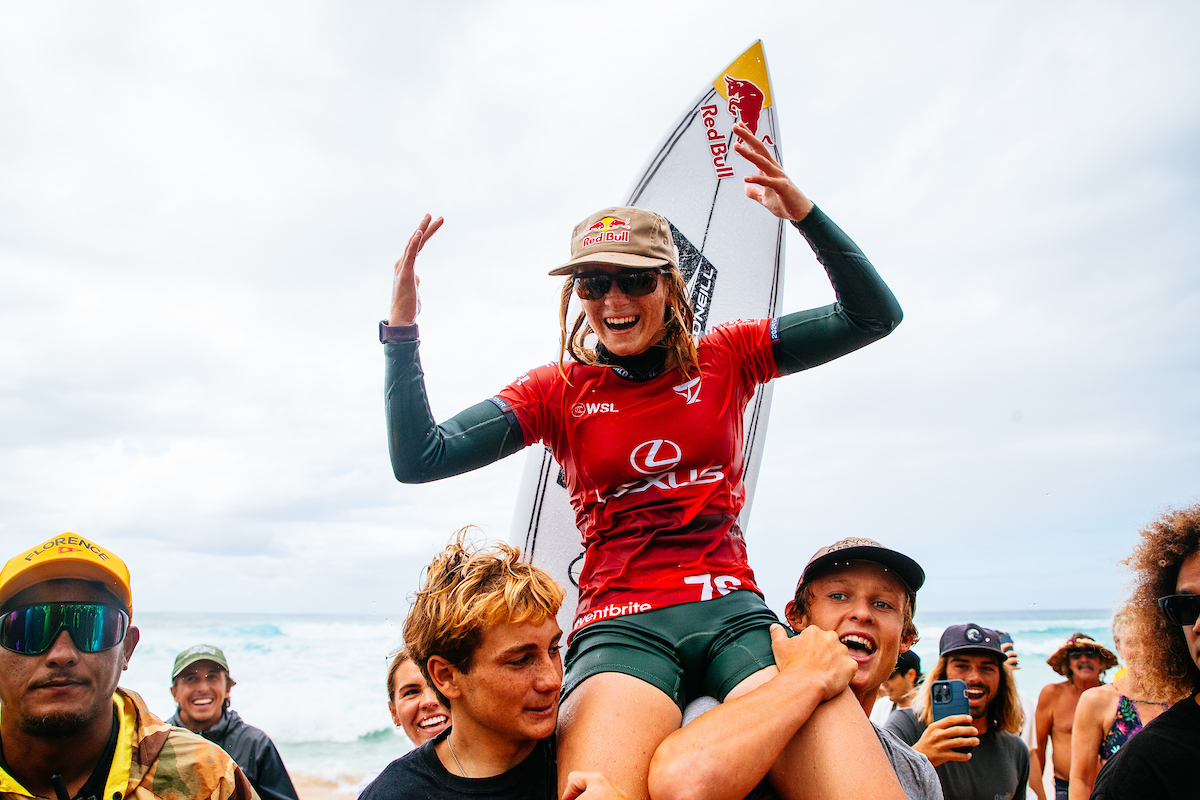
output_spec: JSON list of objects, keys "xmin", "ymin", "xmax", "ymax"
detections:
[{"xmin": 1, "ymin": 688, "xmax": 259, "ymax": 800}]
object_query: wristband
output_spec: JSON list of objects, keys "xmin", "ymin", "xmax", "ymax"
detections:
[{"xmin": 379, "ymin": 320, "xmax": 420, "ymax": 343}]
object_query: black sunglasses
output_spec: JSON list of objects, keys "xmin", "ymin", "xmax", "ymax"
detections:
[
  {"xmin": 1159, "ymin": 594, "xmax": 1200, "ymax": 626},
  {"xmin": 1068, "ymin": 648, "xmax": 1101, "ymax": 659},
  {"xmin": 573, "ymin": 268, "xmax": 670, "ymax": 301},
  {"xmin": 0, "ymin": 602, "xmax": 129, "ymax": 655}
]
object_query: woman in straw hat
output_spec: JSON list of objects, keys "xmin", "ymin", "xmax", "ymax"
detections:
[{"xmin": 381, "ymin": 123, "xmax": 905, "ymax": 800}]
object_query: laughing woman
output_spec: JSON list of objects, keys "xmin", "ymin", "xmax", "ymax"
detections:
[{"xmin": 381, "ymin": 123, "xmax": 905, "ymax": 800}]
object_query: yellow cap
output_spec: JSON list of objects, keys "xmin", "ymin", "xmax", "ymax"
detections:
[{"xmin": 0, "ymin": 534, "xmax": 132, "ymax": 615}]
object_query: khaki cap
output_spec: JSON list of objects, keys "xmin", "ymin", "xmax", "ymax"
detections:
[{"xmin": 549, "ymin": 206, "xmax": 677, "ymax": 275}]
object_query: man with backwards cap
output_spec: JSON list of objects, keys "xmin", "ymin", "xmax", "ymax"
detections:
[
  {"xmin": 878, "ymin": 650, "xmax": 923, "ymax": 723},
  {"xmin": 1030, "ymin": 633, "xmax": 1116, "ymax": 800},
  {"xmin": 884, "ymin": 623, "xmax": 1030, "ymax": 800},
  {"xmin": 649, "ymin": 537, "xmax": 942, "ymax": 800},
  {"xmin": 168, "ymin": 644, "xmax": 299, "ymax": 800},
  {"xmin": 0, "ymin": 534, "xmax": 255, "ymax": 800}
]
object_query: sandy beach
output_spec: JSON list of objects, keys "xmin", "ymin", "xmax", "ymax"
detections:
[{"xmin": 292, "ymin": 773, "xmax": 365, "ymax": 800}]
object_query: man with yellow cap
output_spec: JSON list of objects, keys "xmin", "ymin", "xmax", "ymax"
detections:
[{"xmin": 0, "ymin": 534, "xmax": 257, "ymax": 800}]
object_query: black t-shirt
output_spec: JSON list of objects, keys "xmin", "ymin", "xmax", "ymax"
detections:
[
  {"xmin": 1091, "ymin": 693, "xmax": 1200, "ymax": 800},
  {"xmin": 359, "ymin": 729, "xmax": 557, "ymax": 800}
]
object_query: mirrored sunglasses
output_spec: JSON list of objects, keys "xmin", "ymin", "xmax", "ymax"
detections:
[
  {"xmin": 1159, "ymin": 593, "xmax": 1200, "ymax": 626},
  {"xmin": 0, "ymin": 602, "xmax": 129, "ymax": 655},
  {"xmin": 573, "ymin": 268, "xmax": 670, "ymax": 301}
]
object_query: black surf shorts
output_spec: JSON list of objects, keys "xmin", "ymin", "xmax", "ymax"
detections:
[{"xmin": 562, "ymin": 590, "xmax": 780, "ymax": 712}]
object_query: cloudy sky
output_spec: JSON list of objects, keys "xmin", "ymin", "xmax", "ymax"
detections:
[{"xmin": 2, "ymin": 1, "xmax": 1197, "ymax": 618}]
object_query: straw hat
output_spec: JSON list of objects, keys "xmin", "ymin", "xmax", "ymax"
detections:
[{"xmin": 1046, "ymin": 632, "xmax": 1119, "ymax": 676}]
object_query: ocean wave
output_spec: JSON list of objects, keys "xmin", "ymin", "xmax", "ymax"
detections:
[{"xmin": 124, "ymin": 609, "xmax": 1118, "ymax": 779}]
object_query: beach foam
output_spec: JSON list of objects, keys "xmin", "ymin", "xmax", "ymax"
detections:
[{"xmin": 120, "ymin": 608, "xmax": 1116, "ymax": 779}]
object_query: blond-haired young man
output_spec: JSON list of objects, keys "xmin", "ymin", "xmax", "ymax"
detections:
[{"xmin": 361, "ymin": 533, "xmax": 623, "ymax": 800}]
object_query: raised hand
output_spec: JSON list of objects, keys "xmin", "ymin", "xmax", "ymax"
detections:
[
  {"xmin": 913, "ymin": 714, "xmax": 979, "ymax": 766},
  {"xmin": 390, "ymin": 214, "xmax": 444, "ymax": 326},
  {"xmin": 732, "ymin": 121, "xmax": 814, "ymax": 222},
  {"xmin": 1001, "ymin": 641, "xmax": 1021, "ymax": 670}
]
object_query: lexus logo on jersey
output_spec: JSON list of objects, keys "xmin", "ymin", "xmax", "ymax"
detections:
[{"xmin": 630, "ymin": 439, "xmax": 683, "ymax": 475}]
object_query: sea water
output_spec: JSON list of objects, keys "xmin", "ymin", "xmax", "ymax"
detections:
[{"xmin": 124, "ymin": 608, "xmax": 1117, "ymax": 787}]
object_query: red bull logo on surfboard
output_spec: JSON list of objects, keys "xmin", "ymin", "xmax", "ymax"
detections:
[
  {"xmin": 724, "ymin": 76, "xmax": 765, "ymax": 137},
  {"xmin": 700, "ymin": 104, "xmax": 736, "ymax": 180},
  {"xmin": 700, "ymin": 41, "xmax": 776, "ymax": 180}
]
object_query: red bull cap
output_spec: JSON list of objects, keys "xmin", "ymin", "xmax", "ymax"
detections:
[{"xmin": 549, "ymin": 206, "xmax": 678, "ymax": 275}]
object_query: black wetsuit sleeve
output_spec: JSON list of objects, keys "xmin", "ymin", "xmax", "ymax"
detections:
[
  {"xmin": 772, "ymin": 205, "xmax": 903, "ymax": 376},
  {"xmin": 384, "ymin": 339, "xmax": 526, "ymax": 483}
]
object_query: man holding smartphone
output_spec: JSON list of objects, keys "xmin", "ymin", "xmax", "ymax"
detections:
[{"xmin": 884, "ymin": 624, "xmax": 1030, "ymax": 800}]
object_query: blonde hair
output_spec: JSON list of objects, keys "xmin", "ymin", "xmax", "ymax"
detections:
[
  {"xmin": 916, "ymin": 652, "xmax": 1025, "ymax": 735},
  {"xmin": 556, "ymin": 268, "xmax": 699, "ymax": 380},
  {"xmin": 402, "ymin": 528, "xmax": 564, "ymax": 706},
  {"xmin": 1121, "ymin": 503, "xmax": 1200, "ymax": 702}
]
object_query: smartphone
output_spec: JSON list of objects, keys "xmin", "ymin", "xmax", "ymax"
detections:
[
  {"xmin": 930, "ymin": 679, "xmax": 970, "ymax": 722},
  {"xmin": 998, "ymin": 631, "xmax": 1014, "ymax": 648}
]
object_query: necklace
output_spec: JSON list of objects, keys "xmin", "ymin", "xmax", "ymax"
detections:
[{"xmin": 447, "ymin": 737, "xmax": 467, "ymax": 777}]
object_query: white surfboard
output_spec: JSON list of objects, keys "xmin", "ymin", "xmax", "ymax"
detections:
[{"xmin": 510, "ymin": 41, "xmax": 786, "ymax": 636}]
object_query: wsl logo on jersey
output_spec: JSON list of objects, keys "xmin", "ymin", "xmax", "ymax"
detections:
[
  {"xmin": 572, "ymin": 402, "xmax": 620, "ymax": 418},
  {"xmin": 582, "ymin": 216, "xmax": 630, "ymax": 249}
]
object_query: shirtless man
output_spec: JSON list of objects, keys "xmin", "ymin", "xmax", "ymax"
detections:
[{"xmin": 1032, "ymin": 634, "xmax": 1117, "ymax": 800}]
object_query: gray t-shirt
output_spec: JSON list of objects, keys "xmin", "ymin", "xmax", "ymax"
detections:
[
  {"xmin": 875, "ymin": 723, "xmax": 944, "ymax": 800},
  {"xmin": 737, "ymin": 719, "xmax": 942, "ymax": 800},
  {"xmin": 883, "ymin": 708, "xmax": 1029, "ymax": 800},
  {"xmin": 884, "ymin": 706, "xmax": 926, "ymax": 745}
]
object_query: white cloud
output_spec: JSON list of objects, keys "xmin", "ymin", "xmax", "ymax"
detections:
[{"xmin": 1, "ymin": 1, "xmax": 1198, "ymax": 616}]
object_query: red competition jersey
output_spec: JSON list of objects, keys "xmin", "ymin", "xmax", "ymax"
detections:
[{"xmin": 495, "ymin": 319, "xmax": 780, "ymax": 636}]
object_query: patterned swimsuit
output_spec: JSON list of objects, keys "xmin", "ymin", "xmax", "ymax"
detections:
[{"xmin": 1100, "ymin": 695, "xmax": 1162, "ymax": 761}]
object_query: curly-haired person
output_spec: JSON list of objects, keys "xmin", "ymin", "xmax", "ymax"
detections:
[
  {"xmin": 359, "ymin": 531, "xmax": 627, "ymax": 800},
  {"xmin": 1092, "ymin": 503, "xmax": 1200, "ymax": 800}
]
